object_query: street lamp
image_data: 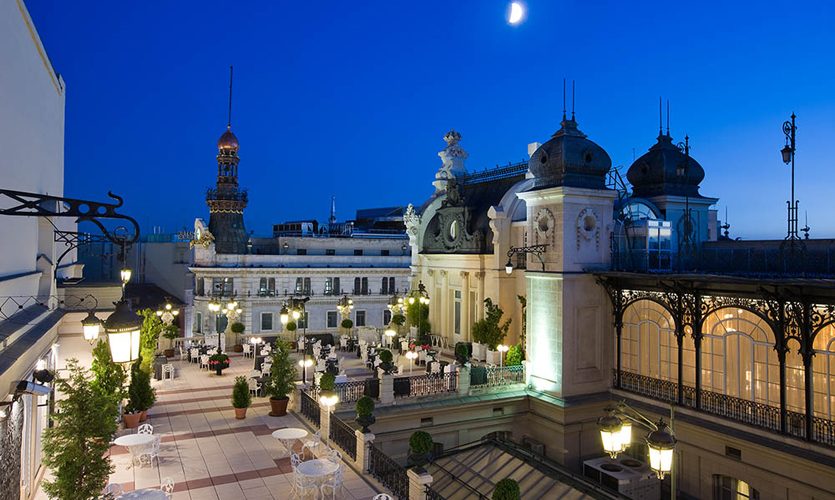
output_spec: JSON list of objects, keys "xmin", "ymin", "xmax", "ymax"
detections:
[
  {"xmin": 156, "ymin": 300, "xmax": 180, "ymax": 326},
  {"xmin": 104, "ymin": 300, "xmax": 142, "ymax": 364},
  {"xmin": 405, "ymin": 350, "xmax": 418, "ymax": 373},
  {"xmin": 319, "ymin": 389, "xmax": 339, "ymax": 409},
  {"xmin": 497, "ymin": 344, "xmax": 509, "ymax": 368},
  {"xmin": 298, "ymin": 357, "xmax": 314, "ymax": 386},
  {"xmin": 505, "ymin": 244, "xmax": 548, "ymax": 274},
  {"xmin": 384, "ymin": 326, "xmax": 396, "ymax": 347},
  {"xmin": 336, "ymin": 295, "xmax": 354, "ymax": 318},
  {"xmin": 646, "ymin": 422, "xmax": 676, "ymax": 480},
  {"xmin": 781, "ymin": 113, "xmax": 801, "ymax": 244},
  {"xmin": 280, "ymin": 305, "xmax": 289, "ymax": 325},
  {"xmin": 81, "ymin": 310, "xmax": 103, "ymax": 344},
  {"xmin": 597, "ymin": 402, "xmax": 676, "ymax": 482},
  {"xmin": 120, "ymin": 267, "xmax": 132, "ymax": 286}
]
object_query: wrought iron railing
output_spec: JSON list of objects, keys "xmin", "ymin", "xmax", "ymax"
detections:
[
  {"xmin": 299, "ymin": 390, "xmax": 320, "ymax": 427},
  {"xmin": 616, "ymin": 369, "xmax": 835, "ymax": 446},
  {"xmin": 393, "ymin": 372, "xmax": 458, "ymax": 398},
  {"xmin": 368, "ymin": 443, "xmax": 408, "ymax": 499},
  {"xmin": 459, "ymin": 160, "xmax": 528, "ymax": 185},
  {"xmin": 335, "ymin": 380, "xmax": 368, "ymax": 404},
  {"xmin": 329, "ymin": 412, "xmax": 357, "ymax": 460},
  {"xmin": 470, "ymin": 365, "xmax": 525, "ymax": 388},
  {"xmin": 425, "ymin": 486, "xmax": 447, "ymax": 500}
]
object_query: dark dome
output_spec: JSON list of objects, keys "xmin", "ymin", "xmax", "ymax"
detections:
[
  {"xmin": 217, "ymin": 126, "xmax": 239, "ymax": 151},
  {"xmin": 528, "ymin": 118, "xmax": 611, "ymax": 190},
  {"xmin": 627, "ymin": 134, "xmax": 704, "ymax": 198}
]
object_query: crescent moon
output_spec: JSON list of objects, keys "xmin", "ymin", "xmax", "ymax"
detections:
[{"xmin": 508, "ymin": 2, "xmax": 524, "ymax": 24}]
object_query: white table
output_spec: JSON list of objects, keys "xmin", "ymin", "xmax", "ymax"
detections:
[
  {"xmin": 114, "ymin": 434, "xmax": 155, "ymax": 468},
  {"xmin": 296, "ymin": 458, "xmax": 340, "ymax": 477},
  {"xmin": 271, "ymin": 427, "xmax": 307, "ymax": 456},
  {"xmin": 117, "ymin": 489, "xmax": 167, "ymax": 499}
]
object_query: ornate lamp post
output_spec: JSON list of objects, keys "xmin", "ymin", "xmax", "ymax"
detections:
[
  {"xmin": 81, "ymin": 309, "xmax": 103, "ymax": 344},
  {"xmin": 155, "ymin": 299, "xmax": 180, "ymax": 326},
  {"xmin": 497, "ymin": 344, "xmax": 509, "ymax": 369},
  {"xmin": 298, "ymin": 357, "xmax": 314, "ymax": 386},
  {"xmin": 781, "ymin": 113, "xmax": 801, "ymax": 247},
  {"xmin": 504, "ymin": 244, "xmax": 548, "ymax": 274},
  {"xmin": 336, "ymin": 295, "xmax": 354, "ymax": 320},
  {"xmin": 676, "ymin": 136, "xmax": 695, "ymax": 265}
]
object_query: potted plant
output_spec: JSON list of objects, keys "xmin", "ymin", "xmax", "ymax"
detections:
[
  {"xmin": 378, "ymin": 349, "xmax": 395, "ymax": 374},
  {"xmin": 90, "ymin": 338, "xmax": 126, "ymax": 421},
  {"xmin": 286, "ymin": 321, "xmax": 297, "ymax": 333},
  {"xmin": 263, "ymin": 340, "xmax": 296, "ymax": 416},
  {"xmin": 209, "ymin": 351, "xmax": 231, "ymax": 375},
  {"xmin": 128, "ymin": 358, "xmax": 156, "ymax": 422},
  {"xmin": 230, "ymin": 322, "xmax": 246, "ymax": 352},
  {"xmin": 473, "ymin": 298, "xmax": 511, "ymax": 364},
  {"xmin": 506, "ymin": 344, "xmax": 524, "ymax": 366},
  {"xmin": 162, "ymin": 324, "xmax": 179, "ymax": 358},
  {"xmin": 125, "ymin": 360, "xmax": 146, "ymax": 426},
  {"xmin": 319, "ymin": 372, "xmax": 337, "ymax": 406},
  {"xmin": 471, "ymin": 321, "xmax": 487, "ymax": 362},
  {"xmin": 232, "ymin": 376, "xmax": 251, "ymax": 419},
  {"xmin": 355, "ymin": 396, "xmax": 375, "ymax": 432},
  {"xmin": 492, "ymin": 478, "xmax": 521, "ymax": 500},
  {"xmin": 454, "ymin": 342, "xmax": 470, "ymax": 365},
  {"xmin": 408, "ymin": 430, "xmax": 434, "ymax": 467},
  {"xmin": 341, "ymin": 318, "xmax": 353, "ymax": 331}
]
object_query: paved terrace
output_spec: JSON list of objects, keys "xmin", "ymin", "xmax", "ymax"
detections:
[{"xmin": 35, "ymin": 350, "xmax": 381, "ymax": 500}]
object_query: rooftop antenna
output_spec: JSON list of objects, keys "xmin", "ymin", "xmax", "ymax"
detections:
[
  {"xmin": 658, "ymin": 97, "xmax": 663, "ymax": 136},
  {"xmin": 571, "ymin": 80, "xmax": 576, "ymax": 120},
  {"xmin": 329, "ymin": 196, "xmax": 337, "ymax": 226},
  {"xmin": 720, "ymin": 206, "xmax": 731, "ymax": 239},
  {"xmin": 562, "ymin": 78, "xmax": 566, "ymax": 121},
  {"xmin": 666, "ymin": 99, "xmax": 670, "ymax": 136},
  {"xmin": 227, "ymin": 65, "xmax": 234, "ymax": 129}
]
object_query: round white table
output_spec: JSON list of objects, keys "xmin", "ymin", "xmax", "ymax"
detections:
[
  {"xmin": 114, "ymin": 434, "xmax": 155, "ymax": 468},
  {"xmin": 297, "ymin": 458, "xmax": 340, "ymax": 478},
  {"xmin": 271, "ymin": 427, "xmax": 307, "ymax": 456},
  {"xmin": 117, "ymin": 489, "xmax": 167, "ymax": 499}
]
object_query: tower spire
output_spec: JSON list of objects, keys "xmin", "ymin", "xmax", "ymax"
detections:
[
  {"xmin": 562, "ymin": 78, "xmax": 566, "ymax": 121},
  {"xmin": 227, "ymin": 65, "xmax": 234, "ymax": 129},
  {"xmin": 329, "ymin": 196, "xmax": 336, "ymax": 226},
  {"xmin": 658, "ymin": 96, "xmax": 663, "ymax": 136}
]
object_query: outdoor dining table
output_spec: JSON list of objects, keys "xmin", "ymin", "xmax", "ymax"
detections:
[
  {"xmin": 272, "ymin": 427, "xmax": 308, "ymax": 457},
  {"xmin": 296, "ymin": 458, "xmax": 339, "ymax": 482},
  {"xmin": 116, "ymin": 489, "xmax": 167, "ymax": 499},
  {"xmin": 113, "ymin": 434, "xmax": 155, "ymax": 469}
]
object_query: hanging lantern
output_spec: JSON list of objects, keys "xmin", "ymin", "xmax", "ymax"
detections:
[
  {"xmin": 81, "ymin": 310, "xmax": 103, "ymax": 343},
  {"xmin": 597, "ymin": 411, "xmax": 624, "ymax": 459},
  {"xmin": 104, "ymin": 300, "xmax": 142, "ymax": 364},
  {"xmin": 646, "ymin": 421, "xmax": 676, "ymax": 479},
  {"xmin": 280, "ymin": 305, "xmax": 290, "ymax": 325}
]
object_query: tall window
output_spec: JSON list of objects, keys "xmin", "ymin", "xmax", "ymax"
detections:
[
  {"xmin": 454, "ymin": 290, "xmax": 462, "ymax": 335},
  {"xmin": 196, "ymin": 278, "xmax": 205, "ymax": 296},
  {"xmin": 194, "ymin": 312, "xmax": 202, "ymax": 333},
  {"xmin": 361, "ymin": 277, "xmax": 368, "ymax": 295},
  {"xmin": 813, "ymin": 322, "xmax": 835, "ymax": 420},
  {"xmin": 354, "ymin": 278, "xmax": 361, "ymax": 295},
  {"xmin": 701, "ymin": 308, "xmax": 780, "ymax": 408},
  {"xmin": 383, "ymin": 310, "xmax": 392, "ymax": 325},
  {"xmin": 261, "ymin": 312, "xmax": 274, "ymax": 331},
  {"xmin": 621, "ymin": 300, "xmax": 677, "ymax": 382},
  {"xmin": 333, "ymin": 277, "xmax": 340, "ymax": 295},
  {"xmin": 295, "ymin": 277, "xmax": 311, "ymax": 295},
  {"xmin": 327, "ymin": 311, "xmax": 338, "ymax": 328},
  {"xmin": 325, "ymin": 278, "xmax": 334, "ymax": 295},
  {"xmin": 382, "ymin": 277, "xmax": 389, "ymax": 295},
  {"xmin": 712, "ymin": 475, "xmax": 759, "ymax": 500},
  {"xmin": 259, "ymin": 278, "xmax": 268, "ymax": 296},
  {"xmin": 389, "ymin": 277, "xmax": 395, "ymax": 292},
  {"xmin": 212, "ymin": 277, "xmax": 233, "ymax": 296},
  {"xmin": 356, "ymin": 310, "xmax": 366, "ymax": 327}
]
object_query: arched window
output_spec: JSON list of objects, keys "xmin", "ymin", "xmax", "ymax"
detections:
[
  {"xmin": 701, "ymin": 308, "xmax": 779, "ymax": 407},
  {"xmin": 813, "ymin": 322, "xmax": 835, "ymax": 420},
  {"xmin": 622, "ymin": 300, "xmax": 677, "ymax": 382}
]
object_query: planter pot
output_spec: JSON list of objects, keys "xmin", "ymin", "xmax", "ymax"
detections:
[
  {"xmin": 163, "ymin": 349, "xmax": 175, "ymax": 358},
  {"xmin": 269, "ymin": 396, "xmax": 289, "ymax": 417},
  {"xmin": 232, "ymin": 344, "xmax": 244, "ymax": 353},
  {"xmin": 472, "ymin": 343, "xmax": 487, "ymax": 362},
  {"xmin": 486, "ymin": 349, "xmax": 498, "ymax": 365},
  {"xmin": 139, "ymin": 410, "xmax": 148, "ymax": 422},
  {"xmin": 355, "ymin": 414, "xmax": 375, "ymax": 433},
  {"xmin": 123, "ymin": 412, "xmax": 141, "ymax": 429},
  {"xmin": 234, "ymin": 407, "xmax": 248, "ymax": 419},
  {"xmin": 407, "ymin": 451, "xmax": 432, "ymax": 468}
]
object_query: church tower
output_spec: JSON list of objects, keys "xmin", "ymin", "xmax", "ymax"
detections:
[{"xmin": 207, "ymin": 67, "xmax": 248, "ymax": 254}]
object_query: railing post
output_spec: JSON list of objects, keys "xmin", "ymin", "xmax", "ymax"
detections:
[
  {"xmin": 380, "ymin": 373, "xmax": 394, "ymax": 406},
  {"xmin": 777, "ymin": 346, "xmax": 788, "ymax": 434},
  {"xmin": 355, "ymin": 430, "xmax": 375, "ymax": 473},
  {"xmin": 319, "ymin": 401, "xmax": 331, "ymax": 444},
  {"xmin": 802, "ymin": 350, "xmax": 814, "ymax": 441},
  {"xmin": 457, "ymin": 365, "xmax": 470, "ymax": 396},
  {"xmin": 407, "ymin": 467, "xmax": 433, "ymax": 500}
]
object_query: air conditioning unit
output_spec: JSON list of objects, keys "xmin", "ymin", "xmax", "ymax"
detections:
[
  {"xmin": 521, "ymin": 436, "xmax": 545, "ymax": 455},
  {"xmin": 583, "ymin": 455, "xmax": 660, "ymax": 500}
]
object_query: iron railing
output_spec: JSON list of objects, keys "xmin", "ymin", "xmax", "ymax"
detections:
[
  {"xmin": 329, "ymin": 413, "xmax": 357, "ymax": 460},
  {"xmin": 335, "ymin": 380, "xmax": 368, "ymax": 404},
  {"xmin": 616, "ymin": 369, "xmax": 835, "ymax": 446},
  {"xmin": 299, "ymin": 390, "xmax": 320, "ymax": 427},
  {"xmin": 459, "ymin": 160, "xmax": 528, "ymax": 185},
  {"xmin": 393, "ymin": 372, "xmax": 458, "ymax": 398},
  {"xmin": 470, "ymin": 365, "xmax": 525, "ymax": 388},
  {"xmin": 368, "ymin": 443, "xmax": 408, "ymax": 499},
  {"xmin": 425, "ymin": 486, "xmax": 447, "ymax": 500}
]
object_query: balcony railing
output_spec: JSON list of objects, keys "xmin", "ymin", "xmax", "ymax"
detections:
[
  {"xmin": 393, "ymin": 372, "xmax": 458, "ymax": 398},
  {"xmin": 329, "ymin": 412, "xmax": 357, "ymax": 460},
  {"xmin": 615, "ymin": 369, "xmax": 835, "ymax": 446},
  {"xmin": 470, "ymin": 365, "xmax": 525, "ymax": 388},
  {"xmin": 368, "ymin": 443, "xmax": 408, "ymax": 499},
  {"xmin": 299, "ymin": 390, "xmax": 320, "ymax": 427}
]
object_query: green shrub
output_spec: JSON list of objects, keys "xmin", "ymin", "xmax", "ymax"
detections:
[
  {"xmin": 391, "ymin": 314, "xmax": 406, "ymax": 326},
  {"xmin": 230, "ymin": 322, "xmax": 245, "ymax": 334},
  {"xmin": 409, "ymin": 431, "xmax": 433, "ymax": 455},
  {"xmin": 471, "ymin": 298, "xmax": 511, "ymax": 349},
  {"xmin": 90, "ymin": 339, "xmax": 126, "ymax": 409},
  {"xmin": 341, "ymin": 318, "xmax": 354, "ymax": 329},
  {"xmin": 320, "ymin": 372, "xmax": 336, "ymax": 391},
  {"xmin": 505, "ymin": 344, "xmax": 524, "ymax": 366},
  {"xmin": 264, "ymin": 340, "xmax": 296, "ymax": 399},
  {"xmin": 232, "ymin": 376, "xmax": 251, "ymax": 409},
  {"xmin": 127, "ymin": 358, "xmax": 155, "ymax": 412},
  {"xmin": 454, "ymin": 342, "xmax": 470, "ymax": 364},
  {"xmin": 285, "ymin": 321, "xmax": 297, "ymax": 332},
  {"xmin": 139, "ymin": 309, "xmax": 164, "ymax": 374},
  {"xmin": 492, "ymin": 478, "xmax": 520, "ymax": 500},
  {"xmin": 356, "ymin": 396, "xmax": 375, "ymax": 417},
  {"xmin": 379, "ymin": 349, "xmax": 393, "ymax": 363}
]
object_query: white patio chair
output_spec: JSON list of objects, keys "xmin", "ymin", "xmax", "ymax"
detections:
[
  {"xmin": 261, "ymin": 362, "xmax": 272, "ymax": 375},
  {"xmin": 302, "ymin": 431, "xmax": 321, "ymax": 456},
  {"xmin": 161, "ymin": 364, "xmax": 175, "ymax": 381},
  {"xmin": 320, "ymin": 462, "xmax": 345, "ymax": 500},
  {"xmin": 250, "ymin": 369, "xmax": 262, "ymax": 378},
  {"xmin": 430, "ymin": 362, "xmax": 441, "ymax": 375},
  {"xmin": 242, "ymin": 344, "xmax": 251, "ymax": 358},
  {"xmin": 178, "ymin": 347, "xmax": 187, "ymax": 362},
  {"xmin": 339, "ymin": 337, "xmax": 348, "ymax": 351},
  {"xmin": 297, "ymin": 338, "xmax": 305, "ymax": 351},
  {"xmin": 160, "ymin": 476, "xmax": 175, "ymax": 498},
  {"xmin": 190, "ymin": 348, "xmax": 199, "ymax": 363},
  {"xmin": 137, "ymin": 423, "xmax": 154, "ymax": 435},
  {"xmin": 200, "ymin": 354, "xmax": 210, "ymax": 371},
  {"xmin": 293, "ymin": 469, "xmax": 319, "ymax": 499},
  {"xmin": 248, "ymin": 377, "xmax": 262, "ymax": 396}
]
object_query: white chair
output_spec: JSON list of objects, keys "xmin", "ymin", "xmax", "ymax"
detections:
[
  {"xmin": 248, "ymin": 378, "xmax": 262, "ymax": 397},
  {"xmin": 140, "ymin": 435, "xmax": 161, "ymax": 466},
  {"xmin": 242, "ymin": 344, "xmax": 252, "ymax": 358},
  {"xmin": 316, "ymin": 359, "xmax": 327, "ymax": 372},
  {"xmin": 137, "ymin": 423, "xmax": 154, "ymax": 435},
  {"xmin": 302, "ymin": 431, "xmax": 321, "ymax": 455},
  {"xmin": 161, "ymin": 364, "xmax": 175, "ymax": 381},
  {"xmin": 326, "ymin": 448, "xmax": 342, "ymax": 463},
  {"xmin": 293, "ymin": 470, "xmax": 319, "ymax": 499},
  {"xmin": 320, "ymin": 463, "xmax": 345, "ymax": 500},
  {"xmin": 430, "ymin": 362, "xmax": 441, "ymax": 375},
  {"xmin": 160, "ymin": 477, "xmax": 174, "ymax": 498},
  {"xmin": 102, "ymin": 483, "xmax": 123, "ymax": 498},
  {"xmin": 178, "ymin": 347, "xmax": 187, "ymax": 362},
  {"xmin": 418, "ymin": 350, "xmax": 427, "ymax": 365},
  {"xmin": 190, "ymin": 348, "xmax": 199, "ymax": 363},
  {"xmin": 207, "ymin": 348, "xmax": 218, "ymax": 356},
  {"xmin": 297, "ymin": 338, "xmax": 305, "ymax": 351},
  {"xmin": 261, "ymin": 362, "xmax": 272, "ymax": 375},
  {"xmin": 200, "ymin": 354, "xmax": 210, "ymax": 371},
  {"xmin": 290, "ymin": 452, "xmax": 302, "ymax": 470},
  {"xmin": 339, "ymin": 337, "xmax": 348, "ymax": 351},
  {"xmin": 249, "ymin": 369, "xmax": 262, "ymax": 378}
]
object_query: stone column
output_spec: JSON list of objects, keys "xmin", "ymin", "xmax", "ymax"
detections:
[
  {"xmin": 319, "ymin": 401, "xmax": 331, "ymax": 444},
  {"xmin": 379, "ymin": 373, "xmax": 394, "ymax": 406},
  {"xmin": 457, "ymin": 365, "xmax": 470, "ymax": 397},
  {"xmin": 407, "ymin": 467, "xmax": 433, "ymax": 500},
  {"xmin": 355, "ymin": 430, "xmax": 375, "ymax": 472}
]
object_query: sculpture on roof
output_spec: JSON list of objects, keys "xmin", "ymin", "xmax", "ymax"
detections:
[{"xmin": 433, "ymin": 129, "xmax": 469, "ymax": 193}]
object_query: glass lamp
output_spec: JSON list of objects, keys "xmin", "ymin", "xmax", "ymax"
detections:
[
  {"xmin": 280, "ymin": 305, "xmax": 289, "ymax": 325},
  {"xmin": 505, "ymin": 259, "xmax": 513, "ymax": 275},
  {"xmin": 408, "ymin": 296, "xmax": 415, "ymax": 305},
  {"xmin": 104, "ymin": 300, "xmax": 142, "ymax": 364},
  {"xmin": 646, "ymin": 421, "xmax": 676, "ymax": 479},
  {"xmin": 319, "ymin": 390, "xmax": 339, "ymax": 408},
  {"xmin": 781, "ymin": 144, "xmax": 793, "ymax": 164},
  {"xmin": 81, "ymin": 311, "xmax": 102, "ymax": 343},
  {"xmin": 292, "ymin": 309, "xmax": 301, "ymax": 320},
  {"xmin": 120, "ymin": 268, "xmax": 132, "ymax": 285},
  {"xmin": 597, "ymin": 411, "xmax": 624, "ymax": 459},
  {"xmin": 619, "ymin": 420, "xmax": 632, "ymax": 450}
]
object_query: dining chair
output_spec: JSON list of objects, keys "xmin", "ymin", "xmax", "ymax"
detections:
[
  {"xmin": 178, "ymin": 347, "xmax": 187, "ymax": 362},
  {"xmin": 320, "ymin": 463, "xmax": 344, "ymax": 500},
  {"xmin": 141, "ymin": 435, "xmax": 162, "ymax": 466},
  {"xmin": 292, "ymin": 470, "xmax": 319, "ymax": 499},
  {"xmin": 159, "ymin": 476, "xmax": 175, "ymax": 498},
  {"xmin": 161, "ymin": 364, "xmax": 175, "ymax": 381},
  {"xmin": 137, "ymin": 423, "xmax": 154, "ymax": 435},
  {"xmin": 242, "ymin": 344, "xmax": 251, "ymax": 358},
  {"xmin": 248, "ymin": 377, "xmax": 262, "ymax": 397},
  {"xmin": 200, "ymin": 354, "xmax": 210, "ymax": 371},
  {"xmin": 249, "ymin": 369, "xmax": 262, "ymax": 378},
  {"xmin": 190, "ymin": 348, "xmax": 199, "ymax": 363},
  {"xmin": 261, "ymin": 362, "xmax": 272, "ymax": 375}
]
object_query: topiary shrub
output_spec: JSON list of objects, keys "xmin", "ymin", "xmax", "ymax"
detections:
[
  {"xmin": 128, "ymin": 357, "xmax": 155, "ymax": 412},
  {"xmin": 355, "ymin": 395, "xmax": 376, "ymax": 432},
  {"xmin": 506, "ymin": 344, "xmax": 524, "ymax": 366},
  {"xmin": 341, "ymin": 318, "xmax": 354, "ymax": 329},
  {"xmin": 232, "ymin": 376, "xmax": 251, "ymax": 409},
  {"xmin": 285, "ymin": 321, "xmax": 297, "ymax": 332},
  {"xmin": 492, "ymin": 478, "xmax": 520, "ymax": 500},
  {"xmin": 378, "ymin": 349, "xmax": 395, "ymax": 374},
  {"xmin": 319, "ymin": 372, "xmax": 336, "ymax": 391},
  {"xmin": 230, "ymin": 322, "xmax": 245, "ymax": 334},
  {"xmin": 455, "ymin": 342, "xmax": 470, "ymax": 364},
  {"xmin": 391, "ymin": 314, "xmax": 406, "ymax": 326},
  {"xmin": 408, "ymin": 431, "xmax": 434, "ymax": 467}
]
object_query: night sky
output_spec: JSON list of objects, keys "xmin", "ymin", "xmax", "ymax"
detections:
[{"xmin": 27, "ymin": 1, "xmax": 835, "ymax": 239}]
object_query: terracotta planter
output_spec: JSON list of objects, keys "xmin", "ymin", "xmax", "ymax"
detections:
[
  {"xmin": 234, "ymin": 407, "xmax": 247, "ymax": 419},
  {"xmin": 123, "ymin": 412, "xmax": 141, "ymax": 429},
  {"xmin": 139, "ymin": 410, "xmax": 148, "ymax": 422},
  {"xmin": 232, "ymin": 344, "xmax": 244, "ymax": 353},
  {"xmin": 269, "ymin": 397, "xmax": 289, "ymax": 417},
  {"xmin": 163, "ymin": 349, "xmax": 175, "ymax": 358}
]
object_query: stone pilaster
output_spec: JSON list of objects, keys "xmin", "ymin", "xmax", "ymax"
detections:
[
  {"xmin": 319, "ymin": 401, "xmax": 331, "ymax": 444},
  {"xmin": 457, "ymin": 365, "xmax": 470, "ymax": 397},
  {"xmin": 355, "ymin": 430, "xmax": 375, "ymax": 472},
  {"xmin": 407, "ymin": 467, "xmax": 433, "ymax": 500},
  {"xmin": 379, "ymin": 373, "xmax": 394, "ymax": 406}
]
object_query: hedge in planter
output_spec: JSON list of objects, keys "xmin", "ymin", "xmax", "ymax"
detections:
[
  {"xmin": 230, "ymin": 322, "xmax": 246, "ymax": 351},
  {"xmin": 355, "ymin": 396, "xmax": 375, "ymax": 432},
  {"xmin": 492, "ymin": 478, "xmax": 521, "ymax": 500},
  {"xmin": 285, "ymin": 321, "xmax": 298, "ymax": 332},
  {"xmin": 408, "ymin": 430, "xmax": 434, "ymax": 467},
  {"xmin": 378, "ymin": 349, "xmax": 395, "ymax": 374},
  {"xmin": 454, "ymin": 342, "xmax": 471, "ymax": 364},
  {"xmin": 505, "ymin": 344, "xmax": 524, "ymax": 366},
  {"xmin": 341, "ymin": 318, "xmax": 353, "ymax": 330},
  {"xmin": 232, "ymin": 376, "xmax": 251, "ymax": 419}
]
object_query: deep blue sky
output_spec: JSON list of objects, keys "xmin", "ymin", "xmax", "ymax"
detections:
[{"xmin": 28, "ymin": 1, "xmax": 835, "ymax": 239}]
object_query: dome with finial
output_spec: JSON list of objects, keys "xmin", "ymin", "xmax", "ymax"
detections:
[
  {"xmin": 217, "ymin": 126, "xmax": 239, "ymax": 151},
  {"xmin": 627, "ymin": 134, "xmax": 704, "ymax": 198},
  {"xmin": 528, "ymin": 117, "xmax": 611, "ymax": 190}
]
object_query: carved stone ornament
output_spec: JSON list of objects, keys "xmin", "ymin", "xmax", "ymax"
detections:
[
  {"xmin": 576, "ymin": 208, "xmax": 600, "ymax": 249},
  {"xmin": 190, "ymin": 219, "xmax": 215, "ymax": 248},
  {"xmin": 534, "ymin": 208, "xmax": 555, "ymax": 245}
]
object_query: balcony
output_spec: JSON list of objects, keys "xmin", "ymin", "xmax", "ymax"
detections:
[{"xmin": 614, "ymin": 369, "xmax": 835, "ymax": 448}]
